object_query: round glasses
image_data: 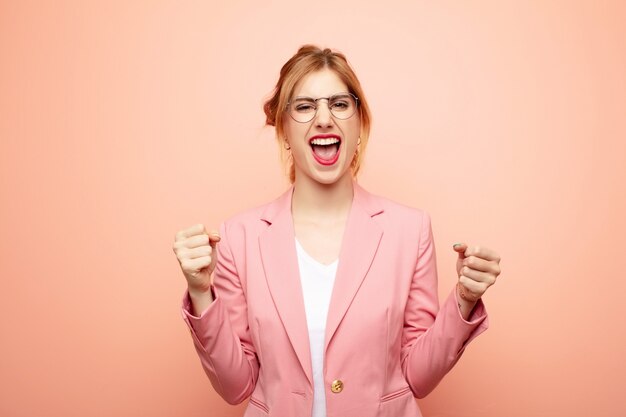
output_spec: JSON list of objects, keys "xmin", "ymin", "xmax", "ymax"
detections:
[{"xmin": 286, "ymin": 92, "xmax": 359, "ymax": 123}]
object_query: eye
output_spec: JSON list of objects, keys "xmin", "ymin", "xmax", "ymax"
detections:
[
  {"xmin": 331, "ymin": 100, "xmax": 349, "ymax": 110},
  {"xmin": 294, "ymin": 103, "xmax": 315, "ymax": 112},
  {"xmin": 330, "ymin": 94, "xmax": 353, "ymax": 111}
]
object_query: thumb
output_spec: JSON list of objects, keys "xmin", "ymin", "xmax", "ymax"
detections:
[
  {"xmin": 208, "ymin": 231, "xmax": 221, "ymax": 249},
  {"xmin": 452, "ymin": 242, "xmax": 468, "ymax": 259}
]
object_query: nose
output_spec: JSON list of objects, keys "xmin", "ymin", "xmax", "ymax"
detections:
[{"xmin": 314, "ymin": 99, "xmax": 334, "ymax": 128}]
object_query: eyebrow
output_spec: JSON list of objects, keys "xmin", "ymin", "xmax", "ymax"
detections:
[{"xmin": 292, "ymin": 92, "xmax": 351, "ymax": 100}]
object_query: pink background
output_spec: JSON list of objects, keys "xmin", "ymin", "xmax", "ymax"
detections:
[{"xmin": 1, "ymin": 1, "xmax": 625, "ymax": 416}]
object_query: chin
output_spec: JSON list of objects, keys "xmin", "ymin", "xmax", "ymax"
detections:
[
  {"xmin": 312, "ymin": 166, "xmax": 352, "ymax": 186},
  {"xmin": 295, "ymin": 155, "xmax": 354, "ymax": 185}
]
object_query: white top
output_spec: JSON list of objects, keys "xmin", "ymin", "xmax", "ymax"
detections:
[{"xmin": 295, "ymin": 238, "xmax": 338, "ymax": 417}]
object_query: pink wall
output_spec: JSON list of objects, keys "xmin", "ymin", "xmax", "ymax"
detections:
[{"xmin": 1, "ymin": 1, "xmax": 625, "ymax": 416}]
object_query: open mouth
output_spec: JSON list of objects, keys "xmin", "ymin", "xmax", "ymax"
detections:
[{"xmin": 309, "ymin": 135, "xmax": 341, "ymax": 165}]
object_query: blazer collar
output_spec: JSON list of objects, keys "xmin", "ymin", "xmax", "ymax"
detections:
[
  {"xmin": 259, "ymin": 180, "xmax": 384, "ymax": 224},
  {"xmin": 258, "ymin": 179, "xmax": 384, "ymax": 388}
]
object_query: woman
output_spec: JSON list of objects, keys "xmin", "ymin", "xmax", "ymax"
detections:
[{"xmin": 173, "ymin": 45, "xmax": 502, "ymax": 417}]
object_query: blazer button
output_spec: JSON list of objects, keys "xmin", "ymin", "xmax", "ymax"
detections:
[{"xmin": 331, "ymin": 379, "xmax": 344, "ymax": 393}]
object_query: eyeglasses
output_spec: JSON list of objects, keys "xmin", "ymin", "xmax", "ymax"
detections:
[{"xmin": 286, "ymin": 92, "xmax": 359, "ymax": 123}]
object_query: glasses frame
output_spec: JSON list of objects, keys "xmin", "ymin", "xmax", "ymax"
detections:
[{"xmin": 285, "ymin": 92, "xmax": 360, "ymax": 123}]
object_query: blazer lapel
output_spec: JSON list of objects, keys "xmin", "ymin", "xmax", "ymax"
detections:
[
  {"xmin": 258, "ymin": 186, "xmax": 314, "ymax": 387},
  {"xmin": 324, "ymin": 181, "xmax": 384, "ymax": 353}
]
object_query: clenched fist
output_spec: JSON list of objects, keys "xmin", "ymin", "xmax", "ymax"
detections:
[
  {"xmin": 173, "ymin": 223, "xmax": 221, "ymax": 297},
  {"xmin": 453, "ymin": 243, "xmax": 501, "ymax": 303}
]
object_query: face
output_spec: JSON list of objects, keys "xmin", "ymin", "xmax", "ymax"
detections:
[{"xmin": 283, "ymin": 68, "xmax": 361, "ymax": 186}]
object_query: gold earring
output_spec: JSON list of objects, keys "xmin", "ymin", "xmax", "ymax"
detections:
[
  {"xmin": 284, "ymin": 141, "xmax": 291, "ymax": 150},
  {"xmin": 357, "ymin": 137, "xmax": 361, "ymax": 146}
]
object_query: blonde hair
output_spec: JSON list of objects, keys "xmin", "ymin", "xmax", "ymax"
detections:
[{"xmin": 263, "ymin": 45, "xmax": 372, "ymax": 183}]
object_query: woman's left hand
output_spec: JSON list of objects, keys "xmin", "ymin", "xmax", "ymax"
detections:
[{"xmin": 452, "ymin": 243, "xmax": 502, "ymax": 302}]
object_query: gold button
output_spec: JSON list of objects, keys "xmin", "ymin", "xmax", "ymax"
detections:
[{"xmin": 331, "ymin": 379, "xmax": 343, "ymax": 393}]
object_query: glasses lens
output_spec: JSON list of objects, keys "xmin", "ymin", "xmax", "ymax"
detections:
[
  {"xmin": 288, "ymin": 93, "xmax": 358, "ymax": 123},
  {"xmin": 329, "ymin": 93, "xmax": 357, "ymax": 120},
  {"xmin": 289, "ymin": 98, "xmax": 317, "ymax": 123}
]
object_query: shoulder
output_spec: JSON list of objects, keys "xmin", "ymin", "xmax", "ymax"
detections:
[
  {"xmin": 218, "ymin": 188, "xmax": 290, "ymax": 236},
  {"xmin": 219, "ymin": 204, "xmax": 267, "ymax": 237},
  {"xmin": 358, "ymin": 185, "xmax": 434, "ymax": 251},
  {"xmin": 358, "ymin": 185, "xmax": 431, "ymax": 226}
]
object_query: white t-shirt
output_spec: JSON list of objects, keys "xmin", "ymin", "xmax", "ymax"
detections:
[{"xmin": 295, "ymin": 238, "xmax": 338, "ymax": 417}]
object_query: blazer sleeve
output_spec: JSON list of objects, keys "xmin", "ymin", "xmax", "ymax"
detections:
[
  {"xmin": 400, "ymin": 211, "xmax": 489, "ymax": 398},
  {"xmin": 180, "ymin": 221, "xmax": 259, "ymax": 405}
]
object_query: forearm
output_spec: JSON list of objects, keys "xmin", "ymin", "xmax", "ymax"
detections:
[
  {"xmin": 402, "ymin": 289, "xmax": 488, "ymax": 397},
  {"xmin": 182, "ymin": 290, "xmax": 259, "ymax": 404}
]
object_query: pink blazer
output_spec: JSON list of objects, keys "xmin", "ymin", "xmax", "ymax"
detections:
[{"xmin": 181, "ymin": 181, "xmax": 488, "ymax": 417}]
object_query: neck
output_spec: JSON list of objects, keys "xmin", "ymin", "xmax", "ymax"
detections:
[{"xmin": 291, "ymin": 173, "xmax": 354, "ymax": 223}]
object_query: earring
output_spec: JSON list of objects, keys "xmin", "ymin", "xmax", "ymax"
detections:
[
  {"xmin": 357, "ymin": 137, "xmax": 361, "ymax": 146},
  {"xmin": 284, "ymin": 141, "xmax": 291, "ymax": 150}
]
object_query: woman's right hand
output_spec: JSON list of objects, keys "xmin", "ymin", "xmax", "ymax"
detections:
[{"xmin": 173, "ymin": 223, "xmax": 221, "ymax": 296}]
